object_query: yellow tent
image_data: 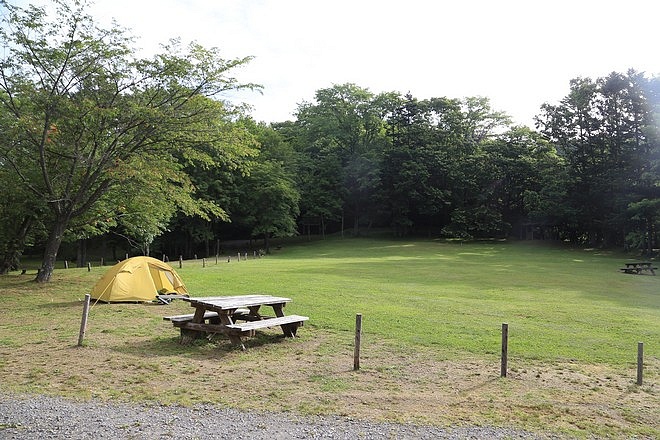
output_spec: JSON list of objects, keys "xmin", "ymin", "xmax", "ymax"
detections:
[{"xmin": 90, "ymin": 256, "xmax": 188, "ymax": 302}]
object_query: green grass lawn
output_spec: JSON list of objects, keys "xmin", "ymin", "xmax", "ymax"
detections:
[
  {"xmin": 0, "ymin": 237, "xmax": 658, "ymax": 438},
  {"xmin": 178, "ymin": 238, "xmax": 658, "ymax": 365}
]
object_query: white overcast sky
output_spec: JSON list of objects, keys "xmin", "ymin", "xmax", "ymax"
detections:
[{"xmin": 16, "ymin": 0, "xmax": 660, "ymax": 125}]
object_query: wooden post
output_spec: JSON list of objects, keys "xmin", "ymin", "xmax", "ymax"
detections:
[
  {"xmin": 501, "ymin": 323, "xmax": 508, "ymax": 378},
  {"xmin": 64, "ymin": 260, "xmax": 69, "ymax": 269},
  {"xmin": 637, "ymin": 342, "xmax": 644, "ymax": 386},
  {"xmin": 87, "ymin": 262, "xmax": 91, "ymax": 272},
  {"xmin": 237, "ymin": 252, "xmax": 241, "ymax": 262},
  {"xmin": 202, "ymin": 258, "xmax": 206, "ymax": 268},
  {"xmin": 354, "ymin": 313, "xmax": 362, "ymax": 371},
  {"xmin": 215, "ymin": 254, "xmax": 218, "ymax": 265},
  {"xmin": 179, "ymin": 255, "xmax": 183, "ymax": 269},
  {"xmin": 125, "ymin": 253, "xmax": 128, "ymax": 260},
  {"xmin": 77, "ymin": 294, "xmax": 91, "ymax": 346},
  {"xmin": 100, "ymin": 257, "xmax": 104, "ymax": 266}
]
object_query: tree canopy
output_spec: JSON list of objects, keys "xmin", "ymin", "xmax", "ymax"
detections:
[
  {"xmin": 1, "ymin": 1, "xmax": 658, "ymax": 279},
  {"xmin": 0, "ymin": 0, "xmax": 259, "ymax": 280}
]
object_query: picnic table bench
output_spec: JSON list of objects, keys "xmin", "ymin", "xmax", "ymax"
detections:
[
  {"xmin": 165, "ymin": 295, "xmax": 308, "ymax": 350},
  {"xmin": 620, "ymin": 262, "xmax": 657, "ymax": 275}
]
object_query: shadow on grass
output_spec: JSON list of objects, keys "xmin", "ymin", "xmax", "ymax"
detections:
[{"xmin": 111, "ymin": 331, "xmax": 289, "ymax": 360}]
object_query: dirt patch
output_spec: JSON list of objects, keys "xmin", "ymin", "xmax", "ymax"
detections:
[{"xmin": 1, "ymin": 324, "xmax": 657, "ymax": 439}]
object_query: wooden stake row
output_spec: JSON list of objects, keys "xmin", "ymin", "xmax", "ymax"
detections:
[{"xmin": 352, "ymin": 317, "xmax": 645, "ymax": 385}]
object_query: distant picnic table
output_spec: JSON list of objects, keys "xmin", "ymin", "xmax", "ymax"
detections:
[
  {"xmin": 164, "ymin": 294, "xmax": 308, "ymax": 350},
  {"xmin": 619, "ymin": 262, "xmax": 657, "ymax": 275}
]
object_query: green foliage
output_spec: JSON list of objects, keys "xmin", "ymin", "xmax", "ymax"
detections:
[
  {"xmin": 0, "ymin": 0, "xmax": 258, "ymax": 280},
  {"xmin": 537, "ymin": 70, "xmax": 659, "ymax": 247},
  {"xmin": 232, "ymin": 160, "xmax": 300, "ymax": 251},
  {"xmin": 292, "ymin": 84, "xmax": 391, "ymax": 235}
]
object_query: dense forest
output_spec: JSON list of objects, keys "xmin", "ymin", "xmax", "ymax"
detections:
[{"xmin": 1, "ymin": 1, "xmax": 658, "ymax": 280}]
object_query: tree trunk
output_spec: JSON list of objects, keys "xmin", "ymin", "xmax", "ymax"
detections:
[
  {"xmin": 264, "ymin": 233, "xmax": 271, "ymax": 254},
  {"xmin": 0, "ymin": 216, "xmax": 33, "ymax": 275},
  {"xmin": 76, "ymin": 239, "xmax": 87, "ymax": 268},
  {"xmin": 35, "ymin": 216, "xmax": 69, "ymax": 283},
  {"xmin": 646, "ymin": 218, "xmax": 653, "ymax": 256}
]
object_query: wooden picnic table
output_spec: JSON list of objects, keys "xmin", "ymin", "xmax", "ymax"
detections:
[
  {"xmin": 620, "ymin": 262, "xmax": 657, "ymax": 275},
  {"xmin": 164, "ymin": 294, "xmax": 308, "ymax": 349}
]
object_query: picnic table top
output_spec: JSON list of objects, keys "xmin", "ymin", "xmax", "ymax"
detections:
[
  {"xmin": 183, "ymin": 294, "xmax": 292, "ymax": 310},
  {"xmin": 624, "ymin": 262, "xmax": 655, "ymax": 267}
]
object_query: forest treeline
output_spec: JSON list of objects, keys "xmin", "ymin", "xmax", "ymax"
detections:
[{"xmin": 0, "ymin": 1, "xmax": 658, "ymax": 280}]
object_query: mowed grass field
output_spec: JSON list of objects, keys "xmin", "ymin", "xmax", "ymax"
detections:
[{"xmin": 0, "ymin": 238, "xmax": 658, "ymax": 438}]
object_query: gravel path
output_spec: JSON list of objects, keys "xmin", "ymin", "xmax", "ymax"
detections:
[{"xmin": 0, "ymin": 393, "xmax": 563, "ymax": 439}]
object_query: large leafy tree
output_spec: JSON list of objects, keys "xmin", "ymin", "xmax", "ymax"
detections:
[
  {"xmin": 537, "ymin": 70, "xmax": 659, "ymax": 247},
  {"xmin": 153, "ymin": 115, "xmax": 259, "ymax": 259},
  {"xmin": 294, "ymin": 84, "xmax": 392, "ymax": 235},
  {"xmin": 0, "ymin": 0, "xmax": 258, "ymax": 281},
  {"xmin": 383, "ymin": 94, "xmax": 513, "ymax": 238},
  {"xmin": 232, "ymin": 160, "xmax": 300, "ymax": 254},
  {"xmin": 382, "ymin": 94, "xmax": 464, "ymax": 236}
]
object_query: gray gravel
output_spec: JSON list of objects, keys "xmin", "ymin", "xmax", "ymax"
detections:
[{"xmin": 0, "ymin": 393, "xmax": 563, "ymax": 439}]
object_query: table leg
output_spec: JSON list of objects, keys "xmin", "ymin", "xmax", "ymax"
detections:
[
  {"xmin": 178, "ymin": 307, "xmax": 210, "ymax": 344},
  {"xmin": 272, "ymin": 303, "xmax": 285, "ymax": 317},
  {"xmin": 180, "ymin": 328, "xmax": 206, "ymax": 345},
  {"xmin": 271, "ymin": 303, "xmax": 296, "ymax": 337},
  {"xmin": 248, "ymin": 305, "xmax": 263, "ymax": 320},
  {"xmin": 219, "ymin": 311, "xmax": 246, "ymax": 350}
]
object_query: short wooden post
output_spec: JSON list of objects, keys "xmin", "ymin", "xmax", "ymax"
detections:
[
  {"xmin": 215, "ymin": 254, "xmax": 218, "ymax": 265},
  {"xmin": 354, "ymin": 313, "xmax": 362, "ymax": 371},
  {"xmin": 227, "ymin": 256, "xmax": 231, "ymax": 263},
  {"xmin": 125, "ymin": 253, "xmax": 129, "ymax": 260},
  {"xmin": 501, "ymin": 323, "xmax": 508, "ymax": 378},
  {"xmin": 637, "ymin": 342, "xmax": 644, "ymax": 386},
  {"xmin": 237, "ymin": 252, "xmax": 241, "ymax": 262},
  {"xmin": 202, "ymin": 258, "xmax": 206, "ymax": 268},
  {"xmin": 87, "ymin": 262, "xmax": 91, "ymax": 272},
  {"xmin": 244, "ymin": 252, "xmax": 248, "ymax": 260},
  {"xmin": 64, "ymin": 260, "xmax": 69, "ymax": 269},
  {"xmin": 100, "ymin": 257, "xmax": 104, "ymax": 266},
  {"xmin": 179, "ymin": 255, "xmax": 183, "ymax": 269},
  {"xmin": 77, "ymin": 294, "xmax": 91, "ymax": 346}
]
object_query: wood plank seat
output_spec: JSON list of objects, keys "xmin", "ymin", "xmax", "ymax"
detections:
[
  {"xmin": 163, "ymin": 308, "xmax": 250, "ymax": 323},
  {"xmin": 163, "ymin": 311, "xmax": 218, "ymax": 322},
  {"xmin": 173, "ymin": 314, "xmax": 309, "ymax": 338},
  {"xmin": 225, "ymin": 314, "xmax": 309, "ymax": 334}
]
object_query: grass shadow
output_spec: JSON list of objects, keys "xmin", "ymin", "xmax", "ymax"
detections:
[{"xmin": 112, "ymin": 331, "xmax": 289, "ymax": 360}]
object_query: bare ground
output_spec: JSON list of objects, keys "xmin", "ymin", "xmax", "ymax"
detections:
[{"xmin": 1, "ymin": 322, "xmax": 657, "ymax": 439}]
